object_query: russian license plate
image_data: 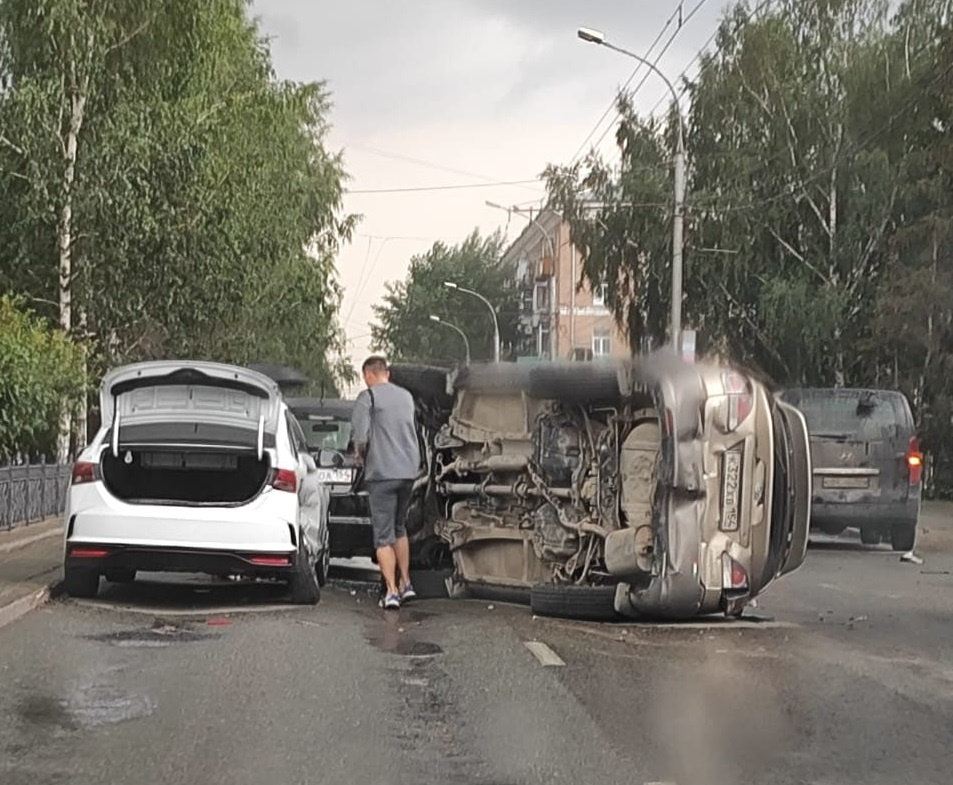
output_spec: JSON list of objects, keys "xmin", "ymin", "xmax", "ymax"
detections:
[
  {"xmin": 823, "ymin": 475, "xmax": 870, "ymax": 490},
  {"xmin": 316, "ymin": 468, "xmax": 353, "ymax": 485},
  {"xmin": 721, "ymin": 450, "xmax": 743, "ymax": 532}
]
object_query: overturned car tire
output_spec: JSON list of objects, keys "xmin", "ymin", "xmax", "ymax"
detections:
[
  {"xmin": 452, "ymin": 363, "xmax": 533, "ymax": 393},
  {"xmin": 528, "ymin": 364, "xmax": 622, "ymax": 404},
  {"xmin": 530, "ymin": 583, "xmax": 619, "ymax": 622},
  {"xmin": 388, "ymin": 364, "xmax": 452, "ymax": 403}
]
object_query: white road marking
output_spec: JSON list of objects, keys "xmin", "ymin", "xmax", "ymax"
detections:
[{"xmin": 524, "ymin": 640, "xmax": 565, "ymax": 667}]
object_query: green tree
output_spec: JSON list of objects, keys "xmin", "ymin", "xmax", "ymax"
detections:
[
  {"xmin": 0, "ymin": 0, "xmax": 355, "ymax": 454},
  {"xmin": 371, "ymin": 230, "xmax": 519, "ymax": 364},
  {"xmin": 0, "ymin": 296, "xmax": 84, "ymax": 458},
  {"xmin": 545, "ymin": 96, "xmax": 674, "ymax": 352}
]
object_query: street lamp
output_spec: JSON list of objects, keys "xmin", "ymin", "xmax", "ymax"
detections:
[
  {"xmin": 443, "ymin": 281, "xmax": 501, "ymax": 362},
  {"xmin": 577, "ymin": 26, "xmax": 686, "ymax": 353},
  {"xmin": 485, "ymin": 200, "xmax": 559, "ymax": 360},
  {"xmin": 429, "ymin": 315, "xmax": 471, "ymax": 365}
]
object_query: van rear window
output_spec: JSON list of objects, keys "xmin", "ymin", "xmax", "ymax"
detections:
[{"xmin": 780, "ymin": 389, "xmax": 907, "ymax": 440}]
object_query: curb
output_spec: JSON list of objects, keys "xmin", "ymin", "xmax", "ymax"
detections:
[
  {"xmin": 0, "ymin": 585, "xmax": 49, "ymax": 631},
  {"xmin": 0, "ymin": 578, "xmax": 65, "ymax": 632}
]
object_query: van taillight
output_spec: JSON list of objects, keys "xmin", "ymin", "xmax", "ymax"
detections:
[
  {"xmin": 72, "ymin": 462, "xmax": 98, "ymax": 485},
  {"xmin": 907, "ymin": 437, "xmax": 923, "ymax": 486},
  {"xmin": 272, "ymin": 469, "xmax": 297, "ymax": 493}
]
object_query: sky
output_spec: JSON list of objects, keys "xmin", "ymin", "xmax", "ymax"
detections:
[{"xmin": 249, "ymin": 0, "xmax": 734, "ymax": 392}]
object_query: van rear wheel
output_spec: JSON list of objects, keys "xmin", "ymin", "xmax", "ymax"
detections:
[
  {"xmin": 890, "ymin": 523, "xmax": 917, "ymax": 553},
  {"xmin": 860, "ymin": 528, "xmax": 881, "ymax": 546}
]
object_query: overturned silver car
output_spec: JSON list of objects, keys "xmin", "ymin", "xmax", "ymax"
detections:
[{"xmin": 393, "ymin": 352, "xmax": 812, "ymax": 621}]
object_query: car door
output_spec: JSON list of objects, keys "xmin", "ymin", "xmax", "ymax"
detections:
[{"xmin": 285, "ymin": 411, "xmax": 328, "ymax": 559}]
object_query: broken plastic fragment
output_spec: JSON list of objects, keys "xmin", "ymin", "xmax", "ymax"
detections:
[{"xmin": 900, "ymin": 551, "xmax": 924, "ymax": 565}]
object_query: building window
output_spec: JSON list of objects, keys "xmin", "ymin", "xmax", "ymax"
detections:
[
  {"xmin": 592, "ymin": 280, "xmax": 609, "ymax": 307},
  {"xmin": 592, "ymin": 329, "xmax": 611, "ymax": 358},
  {"xmin": 535, "ymin": 281, "xmax": 550, "ymax": 312}
]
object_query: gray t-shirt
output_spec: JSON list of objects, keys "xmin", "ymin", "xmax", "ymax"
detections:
[{"xmin": 351, "ymin": 382, "xmax": 421, "ymax": 482}]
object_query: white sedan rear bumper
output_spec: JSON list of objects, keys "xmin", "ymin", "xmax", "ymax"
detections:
[{"xmin": 65, "ymin": 482, "xmax": 298, "ymax": 563}]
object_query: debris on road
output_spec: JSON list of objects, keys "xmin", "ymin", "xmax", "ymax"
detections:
[{"xmin": 900, "ymin": 551, "xmax": 924, "ymax": 565}]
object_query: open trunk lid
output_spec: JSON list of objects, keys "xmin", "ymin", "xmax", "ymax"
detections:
[{"xmin": 99, "ymin": 361, "xmax": 282, "ymax": 458}]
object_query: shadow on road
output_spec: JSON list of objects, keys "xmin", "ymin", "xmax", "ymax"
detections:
[{"xmin": 69, "ymin": 560, "xmax": 384, "ymax": 614}]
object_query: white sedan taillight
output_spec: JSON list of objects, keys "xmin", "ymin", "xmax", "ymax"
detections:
[
  {"xmin": 272, "ymin": 468, "xmax": 298, "ymax": 493},
  {"xmin": 71, "ymin": 461, "xmax": 99, "ymax": 485}
]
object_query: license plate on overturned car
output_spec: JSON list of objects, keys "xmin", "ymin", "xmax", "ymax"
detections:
[
  {"xmin": 316, "ymin": 468, "xmax": 353, "ymax": 485},
  {"xmin": 721, "ymin": 450, "xmax": 743, "ymax": 531}
]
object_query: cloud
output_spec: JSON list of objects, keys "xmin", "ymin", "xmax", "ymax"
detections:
[{"xmin": 249, "ymin": 0, "xmax": 731, "ymax": 388}]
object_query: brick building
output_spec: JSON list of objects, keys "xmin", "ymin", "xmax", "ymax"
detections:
[{"xmin": 501, "ymin": 209, "xmax": 630, "ymax": 362}]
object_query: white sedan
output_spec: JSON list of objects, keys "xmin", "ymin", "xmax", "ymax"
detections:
[{"xmin": 63, "ymin": 360, "xmax": 330, "ymax": 604}]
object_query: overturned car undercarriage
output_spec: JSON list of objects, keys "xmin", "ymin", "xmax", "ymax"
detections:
[{"xmin": 391, "ymin": 352, "xmax": 811, "ymax": 621}]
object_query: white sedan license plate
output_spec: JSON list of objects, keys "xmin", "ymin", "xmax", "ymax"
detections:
[
  {"xmin": 316, "ymin": 468, "xmax": 353, "ymax": 485},
  {"xmin": 721, "ymin": 450, "xmax": 743, "ymax": 532}
]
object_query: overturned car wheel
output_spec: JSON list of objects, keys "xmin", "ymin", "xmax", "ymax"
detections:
[
  {"xmin": 388, "ymin": 364, "xmax": 452, "ymax": 402},
  {"xmin": 530, "ymin": 583, "xmax": 619, "ymax": 622},
  {"xmin": 528, "ymin": 364, "xmax": 622, "ymax": 404}
]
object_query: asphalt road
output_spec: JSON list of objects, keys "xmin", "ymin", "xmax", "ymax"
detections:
[{"xmin": 2, "ymin": 522, "xmax": 952, "ymax": 785}]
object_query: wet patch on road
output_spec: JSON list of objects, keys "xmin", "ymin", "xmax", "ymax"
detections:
[
  {"xmin": 83, "ymin": 618, "xmax": 218, "ymax": 648},
  {"xmin": 365, "ymin": 619, "xmax": 443, "ymax": 658},
  {"xmin": 16, "ymin": 695, "xmax": 77, "ymax": 732},
  {"xmin": 16, "ymin": 683, "xmax": 155, "ymax": 731}
]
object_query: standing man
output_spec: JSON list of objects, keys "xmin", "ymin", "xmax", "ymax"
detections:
[{"xmin": 351, "ymin": 356, "xmax": 421, "ymax": 609}]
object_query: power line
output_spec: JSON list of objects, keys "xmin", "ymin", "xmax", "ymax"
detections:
[
  {"xmin": 347, "ymin": 179, "xmax": 542, "ymax": 194},
  {"xmin": 569, "ymin": 4, "xmax": 683, "ymax": 164},
  {"xmin": 590, "ymin": 0, "xmax": 714, "ymax": 155},
  {"xmin": 349, "ymin": 145, "xmax": 545, "ymax": 194},
  {"xmin": 645, "ymin": 0, "xmax": 776, "ymax": 117}
]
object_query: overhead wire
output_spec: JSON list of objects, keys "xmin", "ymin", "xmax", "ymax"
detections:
[
  {"xmin": 569, "ymin": 4, "xmax": 683, "ymax": 164},
  {"xmin": 350, "ymin": 145, "xmax": 544, "ymax": 194},
  {"xmin": 347, "ymin": 179, "xmax": 542, "ymax": 194},
  {"xmin": 588, "ymin": 0, "xmax": 715, "ymax": 156}
]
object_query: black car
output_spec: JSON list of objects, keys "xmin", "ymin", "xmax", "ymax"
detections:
[
  {"xmin": 286, "ymin": 398, "xmax": 374, "ymax": 559},
  {"xmin": 779, "ymin": 387, "xmax": 922, "ymax": 551}
]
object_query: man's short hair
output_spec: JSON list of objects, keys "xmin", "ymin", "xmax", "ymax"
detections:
[{"xmin": 362, "ymin": 355, "xmax": 388, "ymax": 374}]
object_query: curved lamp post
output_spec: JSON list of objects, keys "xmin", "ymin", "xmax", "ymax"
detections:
[
  {"xmin": 443, "ymin": 281, "xmax": 500, "ymax": 362},
  {"xmin": 429, "ymin": 315, "xmax": 471, "ymax": 364}
]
